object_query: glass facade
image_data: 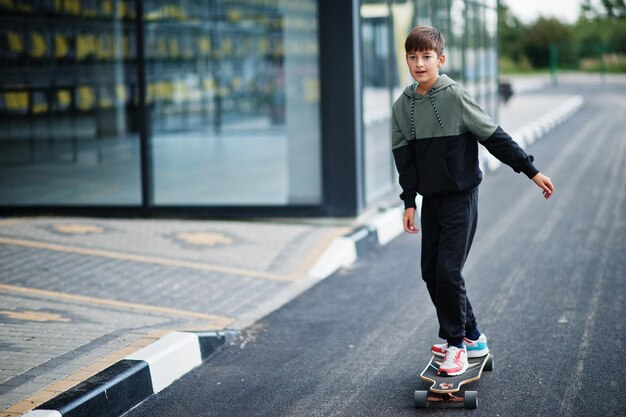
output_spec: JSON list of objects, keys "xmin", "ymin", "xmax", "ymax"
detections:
[
  {"xmin": 360, "ymin": 0, "xmax": 395, "ymax": 205},
  {"xmin": 0, "ymin": 0, "xmax": 498, "ymax": 217},
  {"xmin": 0, "ymin": 0, "xmax": 320, "ymax": 207},
  {"xmin": 360, "ymin": 0, "xmax": 499, "ymax": 207},
  {"xmin": 147, "ymin": 1, "xmax": 321, "ymax": 206}
]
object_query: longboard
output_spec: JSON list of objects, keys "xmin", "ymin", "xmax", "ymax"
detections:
[{"xmin": 414, "ymin": 353, "xmax": 493, "ymax": 409}]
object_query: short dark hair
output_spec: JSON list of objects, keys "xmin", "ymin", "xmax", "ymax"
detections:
[{"xmin": 404, "ymin": 26, "xmax": 444, "ymax": 55}]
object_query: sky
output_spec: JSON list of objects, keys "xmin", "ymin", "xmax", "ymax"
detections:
[{"xmin": 504, "ymin": 0, "xmax": 583, "ymax": 24}]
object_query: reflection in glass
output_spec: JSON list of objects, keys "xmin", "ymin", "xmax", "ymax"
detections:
[
  {"xmin": 0, "ymin": 2, "xmax": 141, "ymax": 205},
  {"xmin": 361, "ymin": 1, "xmax": 396, "ymax": 204},
  {"xmin": 147, "ymin": 0, "xmax": 321, "ymax": 205}
]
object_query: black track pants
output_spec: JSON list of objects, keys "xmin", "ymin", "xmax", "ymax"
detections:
[{"xmin": 420, "ymin": 188, "xmax": 479, "ymax": 345}]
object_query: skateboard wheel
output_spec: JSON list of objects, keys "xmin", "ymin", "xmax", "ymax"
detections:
[
  {"xmin": 464, "ymin": 391, "xmax": 478, "ymax": 409},
  {"xmin": 414, "ymin": 390, "xmax": 428, "ymax": 408},
  {"xmin": 484, "ymin": 354, "xmax": 494, "ymax": 372}
]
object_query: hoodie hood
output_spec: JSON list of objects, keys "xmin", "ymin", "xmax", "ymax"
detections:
[{"xmin": 402, "ymin": 74, "xmax": 457, "ymax": 98}]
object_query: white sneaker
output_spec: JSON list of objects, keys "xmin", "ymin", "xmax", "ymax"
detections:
[
  {"xmin": 437, "ymin": 345, "xmax": 468, "ymax": 376},
  {"xmin": 432, "ymin": 334, "xmax": 489, "ymax": 358}
]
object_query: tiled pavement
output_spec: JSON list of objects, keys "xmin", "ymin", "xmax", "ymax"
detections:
[{"xmin": 0, "ymin": 216, "xmax": 352, "ymax": 415}]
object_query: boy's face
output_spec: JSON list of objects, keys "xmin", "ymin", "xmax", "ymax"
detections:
[{"xmin": 406, "ymin": 49, "xmax": 445, "ymax": 86}]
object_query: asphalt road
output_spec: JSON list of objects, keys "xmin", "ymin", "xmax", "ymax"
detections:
[{"xmin": 125, "ymin": 81, "xmax": 626, "ymax": 417}]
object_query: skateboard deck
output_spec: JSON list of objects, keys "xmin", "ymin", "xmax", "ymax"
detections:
[{"xmin": 414, "ymin": 353, "xmax": 493, "ymax": 409}]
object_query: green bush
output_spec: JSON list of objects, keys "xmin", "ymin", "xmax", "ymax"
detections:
[
  {"xmin": 498, "ymin": 1, "xmax": 626, "ymax": 73},
  {"xmin": 499, "ymin": 55, "xmax": 534, "ymax": 73},
  {"xmin": 581, "ymin": 54, "xmax": 626, "ymax": 72}
]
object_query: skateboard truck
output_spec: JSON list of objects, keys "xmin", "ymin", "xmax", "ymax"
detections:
[{"xmin": 414, "ymin": 390, "xmax": 478, "ymax": 409}]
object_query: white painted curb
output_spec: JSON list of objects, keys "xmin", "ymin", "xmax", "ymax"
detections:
[
  {"xmin": 370, "ymin": 206, "xmax": 404, "ymax": 245},
  {"xmin": 308, "ymin": 237, "xmax": 357, "ymax": 279},
  {"xmin": 125, "ymin": 331, "xmax": 202, "ymax": 393},
  {"xmin": 22, "ymin": 411, "xmax": 62, "ymax": 417},
  {"xmin": 307, "ymin": 203, "xmax": 413, "ymax": 280}
]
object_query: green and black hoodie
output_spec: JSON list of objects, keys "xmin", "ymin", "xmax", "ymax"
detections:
[
  {"xmin": 391, "ymin": 75, "xmax": 539, "ymax": 208},
  {"xmin": 391, "ymin": 74, "xmax": 539, "ymax": 209}
]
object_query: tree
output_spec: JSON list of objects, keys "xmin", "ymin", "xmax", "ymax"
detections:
[
  {"xmin": 498, "ymin": 0, "xmax": 625, "ymax": 72},
  {"xmin": 497, "ymin": 1, "xmax": 528, "ymax": 62},
  {"xmin": 579, "ymin": 0, "xmax": 626, "ymax": 54},
  {"xmin": 581, "ymin": 0, "xmax": 626, "ymax": 20},
  {"xmin": 574, "ymin": 19, "xmax": 607, "ymax": 57},
  {"xmin": 521, "ymin": 18, "xmax": 575, "ymax": 68}
]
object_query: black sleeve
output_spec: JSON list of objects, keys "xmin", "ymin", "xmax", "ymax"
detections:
[
  {"xmin": 392, "ymin": 142, "xmax": 418, "ymax": 209},
  {"xmin": 481, "ymin": 126, "xmax": 540, "ymax": 179}
]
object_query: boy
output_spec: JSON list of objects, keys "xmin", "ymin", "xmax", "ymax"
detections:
[{"xmin": 391, "ymin": 26, "xmax": 554, "ymax": 376}]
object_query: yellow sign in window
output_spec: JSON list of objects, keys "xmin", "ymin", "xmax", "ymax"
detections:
[
  {"xmin": 30, "ymin": 32, "xmax": 47, "ymax": 58},
  {"xmin": 4, "ymin": 91, "xmax": 28, "ymax": 112},
  {"xmin": 57, "ymin": 90, "xmax": 72, "ymax": 108},
  {"xmin": 54, "ymin": 33, "xmax": 69, "ymax": 59},
  {"xmin": 6, "ymin": 31, "xmax": 24, "ymax": 53},
  {"xmin": 77, "ymin": 86, "xmax": 95, "ymax": 111}
]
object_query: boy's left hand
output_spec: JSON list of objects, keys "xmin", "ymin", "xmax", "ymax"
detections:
[{"xmin": 532, "ymin": 172, "xmax": 554, "ymax": 199}]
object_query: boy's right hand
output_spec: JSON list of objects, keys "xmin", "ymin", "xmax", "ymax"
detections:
[{"xmin": 403, "ymin": 208, "xmax": 419, "ymax": 234}]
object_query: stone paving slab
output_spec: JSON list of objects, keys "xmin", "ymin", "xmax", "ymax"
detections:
[
  {"xmin": 0, "ymin": 284, "xmax": 220, "ymax": 412},
  {"xmin": 0, "ymin": 218, "xmax": 343, "ymax": 277},
  {"xmin": 0, "ymin": 216, "xmax": 351, "ymax": 413},
  {"xmin": 1, "ymin": 243, "xmax": 285, "ymax": 318}
]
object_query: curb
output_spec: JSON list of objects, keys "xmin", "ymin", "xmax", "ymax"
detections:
[
  {"xmin": 307, "ymin": 205, "xmax": 405, "ymax": 279},
  {"xmin": 23, "ymin": 331, "xmax": 238, "ymax": 417}
]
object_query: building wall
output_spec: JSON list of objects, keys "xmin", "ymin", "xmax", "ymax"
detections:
[{"xmin": 0, "ymin": 0, "xmax": 498, "ymax": 217}]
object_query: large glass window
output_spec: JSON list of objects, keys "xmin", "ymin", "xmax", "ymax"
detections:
[
  {"xmin": 361, "ymin": 0, "xmax": 396, "ymax": 205},
  {"xmin": 445, "ymin": 0, "xmax": 465, "ymax": 82},
  {"xmin": 0, "ymin": 1, "xmax": 141, "ymax": 205},
  {"xmin": 0, "ymin": 0, "xmax": 321, "ymax": 208},
  {"xmin": 146, "ymin": 0, "xmax": 321, "ymax": 206}
]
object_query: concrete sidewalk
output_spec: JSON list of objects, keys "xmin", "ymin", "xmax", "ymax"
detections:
[{"xmin": 0, "ymin": 77, "xmax": 585, "ymax": 417}]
